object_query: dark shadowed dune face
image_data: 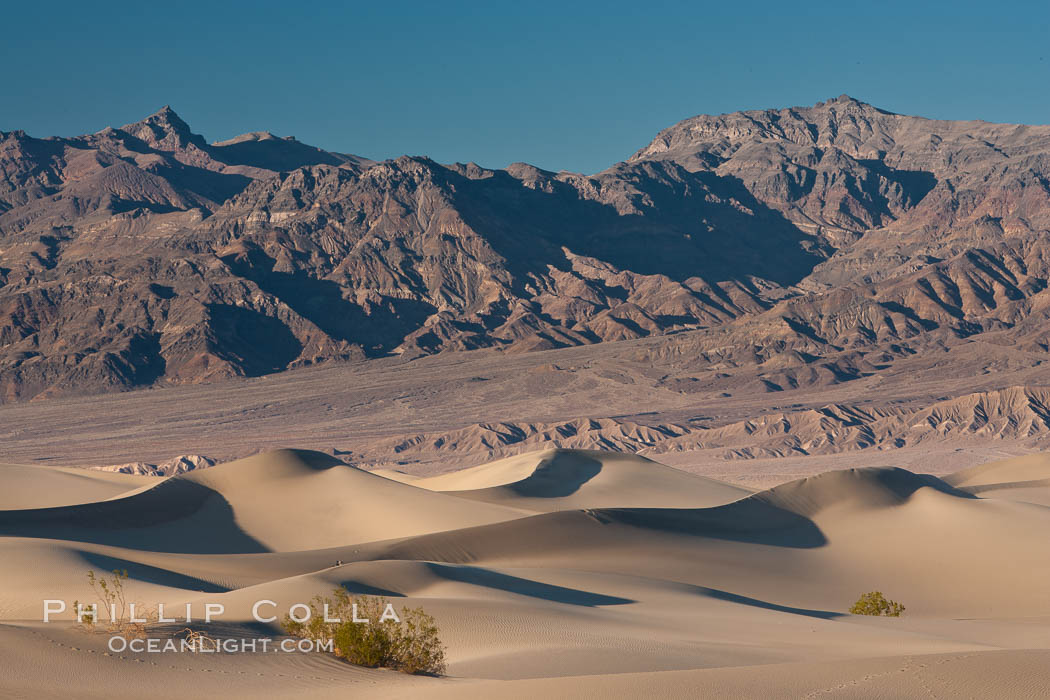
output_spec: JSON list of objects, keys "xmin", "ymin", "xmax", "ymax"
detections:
[
  {"xmin": 0, "ymin": 477, "xmax": 268, "ymax": 553},
  {"xmin": 502, "ymin": 453, "xmax": 603, "ymax": 497}
]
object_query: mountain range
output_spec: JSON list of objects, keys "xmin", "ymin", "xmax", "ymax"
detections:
[{"xmin": 3, "ymin": 95, "xmax": 1050, "ymax": 404}]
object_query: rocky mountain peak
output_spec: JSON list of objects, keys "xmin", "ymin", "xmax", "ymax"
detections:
[
  {"xmin": 3, "ymin": 100, "xmax": 1050, "ymax": 405},
  {"xmin": 810, "ymin": 93, "xmax": 893, "ymax": 118},
  {"xmin": 823, "ymin": 93, "xmax": 863, "ymax": 106},
  {"xmin": 213, "ymin": 131, "xmax": 280, "ymax": 146},
  {"xmin": 119, "ymin": 105, "xmax": 207, "ymax": 152}
]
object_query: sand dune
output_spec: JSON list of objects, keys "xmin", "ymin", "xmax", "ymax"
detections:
[
  {"xmin": 380, "ymin": 650, "xmax": 1050, "ymax": 700},
  {"xmin": 0, "ymin": 463, "xmax": 154, "ymax": 510},
  {"xmin": 2, "ymin": 447, "xmax": 1050, "ymax": 698},
  {"xmin": 943, "ymin": 453, "xmax": 1050, "ymax": 506},
  {"xmin": 344, "ymin": 465, "xmax": 1050, "ymax": 620},
  {"xmin": 398, "ymin": 448, "xmax": 752, "ymax": 511},
  {"xmin": 0, "ymin": 449, "xmax": 527, "ymax": 554},
  {"xmin": 2, "ymin": 619, "xmax": 1048, "ymax": 699},
  {"xmin": 181, "ymin": 449, "xmax": 528, "ymax": 549}
]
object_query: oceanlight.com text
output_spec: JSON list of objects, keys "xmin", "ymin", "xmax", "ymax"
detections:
[{"xmin": 106, "ymin": 636, "xmax": 333, "ymax": 654}]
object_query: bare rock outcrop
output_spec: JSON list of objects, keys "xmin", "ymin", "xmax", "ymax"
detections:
[
  {"xmin": 3, "ymin": 98, "xmax": 1050, "ymax": 406},
  {"xmin": 353, "ymin": 388, "xmax": 1050, "ymax": 466},
  {"xmin": 94, "ymin": 454, "xmax": 215, "ymax": 476}
]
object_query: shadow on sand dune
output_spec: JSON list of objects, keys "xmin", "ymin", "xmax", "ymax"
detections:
[
  {"xmin": 593, "ymin": 467, "xmax": 980, "ymax": 549},
  {"xmin": 423, "ymin": 562, "xmax": 633, "ymax": 606},
  {"xmin": 79, "ymin": 551, "xmax": 231, "ymax": 593},
  {"xmin": 693, "ymin": 586, "xmax": 843, "ymax": 619},
  {"xmin": 335, "ymin": 579, "xmax": 405, "ymax": 598},
  {"xmin": 504, "ymin": 454, "xmax": 603, "ymax": 498},
  {"xmin": 0, "ymin": 478, "xmax": 268, "ymax": 554},
  {"xmin": 593, "ymin": 498, "xmax": 828, "ymax": 548}
]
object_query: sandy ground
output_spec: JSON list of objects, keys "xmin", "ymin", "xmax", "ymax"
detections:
[{"xmin": 2, "ymin": 448, "xmax": 1050, "ymax": 698}]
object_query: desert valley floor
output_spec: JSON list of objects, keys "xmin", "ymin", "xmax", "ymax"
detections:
[{"xmin": 2, "ymin": 446, "xmax": 1050, "ymax": 698}]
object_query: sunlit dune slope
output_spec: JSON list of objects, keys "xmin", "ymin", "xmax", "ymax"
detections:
[
  {"xmin": 399, "ymin": 448, "xmax": 752, "ymax": 511},
  {"xmin": 0, "ymin": 449, "xmax": 526, "ymax": 553}
]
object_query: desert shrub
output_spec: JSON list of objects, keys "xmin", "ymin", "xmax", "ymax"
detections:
[
  {"xmin": 849, "ymin": 591, "xmax": 905, "ymax": 617},
  {"xmin": 283, "ymin": 588, "xmax": 446, "ymax": 675},
  {"xmin": 84, "ymin": 569, "xmax": 156, "ymax": 636},
  {"xmin": 395, "ymin": 604, "xmax": 446, "ymax": 674},
  {"xmin": 88, "ymin": 569, "xmax": 129, "ymax": 622},
  {"xmin": 71, "ymin": 599, "xmax": 95, "ymax": 626},
  {"xmin": 175, "ymin": 627, "xmax": 220, "ymax": 652}
]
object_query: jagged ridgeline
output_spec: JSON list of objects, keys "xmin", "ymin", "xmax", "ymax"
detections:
[{"xmin": 2, "ymin": 96, "xmax": 1050, "ymax": 401}]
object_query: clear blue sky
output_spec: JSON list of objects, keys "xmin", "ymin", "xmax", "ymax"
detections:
[{"xmin": 2, "ymin": 0, "xmax": 1047, "ymax": 173}]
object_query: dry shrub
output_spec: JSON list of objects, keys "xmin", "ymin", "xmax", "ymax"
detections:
[
  {"xmin": 82, "ymin": 569, "xmax": 157, "ymax": 636},
  {"xmin": 175, "ymin": 627, "xmax": 220, "ymax": 652},
  {"xmin": 283, "ymin": 588, "xmax": 446, "ymax": 675}
]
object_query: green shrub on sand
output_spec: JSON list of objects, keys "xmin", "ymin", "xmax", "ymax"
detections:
[
  {"xmin": 850, "ymin": 591, "xmax": 905, "ymax": 617},
  {"xmin": 283, "ymin": 588, "xmax": 446, "ymax": 675}
]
